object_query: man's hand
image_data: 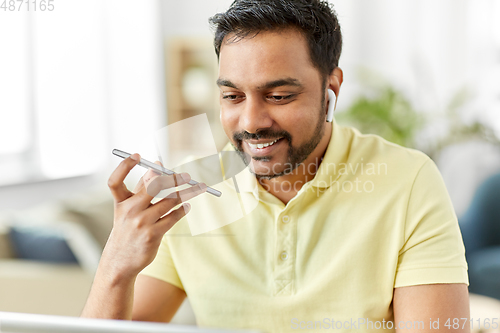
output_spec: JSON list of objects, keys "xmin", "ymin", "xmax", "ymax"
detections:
[
  {"xmin": 81, "ymin": 153, "xmax": 206, "ymax": 319},
  {"xmin": 102, "ymin": 153, "xmax": 206, "ymax": 279}
]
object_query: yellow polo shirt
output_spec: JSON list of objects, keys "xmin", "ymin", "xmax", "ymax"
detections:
[{"xmin": 140, "ymin": 117, "xmax": 468, "ymax": 333}]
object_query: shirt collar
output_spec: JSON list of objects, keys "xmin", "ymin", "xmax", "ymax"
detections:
[{"xmin": 308, "ymin": 116, "xmax": 350, "ymax": 189}]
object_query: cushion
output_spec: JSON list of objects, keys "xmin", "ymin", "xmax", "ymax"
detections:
[
  {"xmin": 8, "ymin": 226, "xmax": 78, "ymax": 264},
  {"xmin": 468, "ymin": 246, "xmax": 500, "ymax": 301}
]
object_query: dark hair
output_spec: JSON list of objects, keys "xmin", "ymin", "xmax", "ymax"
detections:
[{"xmin": 209, "ymin": 0, "xmax": 342, "ymax": 78}]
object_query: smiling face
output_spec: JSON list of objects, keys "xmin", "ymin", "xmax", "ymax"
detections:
[{"xmin": 218, "ymin": 28, "xmax": 329, "ymax": 179}]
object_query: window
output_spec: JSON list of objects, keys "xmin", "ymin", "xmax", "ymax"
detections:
[{"xmin": 0, "ymin": 1, "xmax": 107, "ymax": 185}]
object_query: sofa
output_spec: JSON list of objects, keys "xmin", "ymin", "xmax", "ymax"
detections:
[
  {"xmin": 0, "ymin": 188, "xmax": 196, "ymax": 324},
  {"xmin": 459, "ymin": 172, "xmax": 500, "ymax": 301}
]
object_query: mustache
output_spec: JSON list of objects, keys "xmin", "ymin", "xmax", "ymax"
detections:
[{"xmin": 233, "ymin": 129, "xmax": 292, "ymax": 143}]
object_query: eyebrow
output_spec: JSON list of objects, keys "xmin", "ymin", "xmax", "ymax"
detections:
[
  {"xmin": 216, "ymin": 78, "xmax": 303, "ymax": 90},
  {"xmin": 216, "ymin": 78, "xmax": 238, "ymax": 89}
]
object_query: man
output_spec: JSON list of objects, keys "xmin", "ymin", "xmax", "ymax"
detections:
[{"xmin": 82, "ymin": 1, "xmax": 470, "ymax": 332}]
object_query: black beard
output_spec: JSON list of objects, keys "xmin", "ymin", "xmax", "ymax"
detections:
[{"xmin": 231, "ymin": 94, "xmax": 327, "ymax": 180}]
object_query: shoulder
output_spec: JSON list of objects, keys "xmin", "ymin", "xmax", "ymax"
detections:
[
  {"xmin": 326, "ymin": 123, "xmax": 435, "ymax": 198},
  {"xmin": 341, "ymin": 124, "xmax": 431, "ymax": 176}
]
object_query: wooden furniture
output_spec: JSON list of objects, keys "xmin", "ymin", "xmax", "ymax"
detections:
[{"xmin": 165, "ymin": 37, "xmax": 227, "ymax": 152}]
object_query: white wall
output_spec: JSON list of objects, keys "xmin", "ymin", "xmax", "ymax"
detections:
[
  {"xmin": 334, "ymin": 0, "xmax": 499, "ymax": 123},
  {"xmin": 0, "ymin": 0, "xmax": 166, "ymax": 211},
  {"xmin": 161, "ymin": 0, "xmax": 233, "ymax": 37}
]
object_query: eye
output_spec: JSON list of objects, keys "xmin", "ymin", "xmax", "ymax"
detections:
[
  {"xmin": 222, "ymin": 95, "xmax": 239, "ymax": 100},
  {"xmin": 221, "ymin": 93, "xmax": 244, "ymax": 102},
  {"xmin": 267, "ymin": 94, "xmax": 295, "ymax": 102}
]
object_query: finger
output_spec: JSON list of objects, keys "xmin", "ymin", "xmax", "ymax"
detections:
[
  {"xmin": 108, "ymin": 153, "xmax": 140, "ymax": 202},
  {"xmin": 133, "ymin": 175, "xmax": 144, "ymax": 194},
  {"xmin": 133, "ymin": 162, "xmax": 162, "ymax": 194},
  {"xmin": 144, "ymin": 172, "xmax": 191, "ymax": 198},
  {"xmin": 145, "ymin": 183, "xmax": 207, "ymax": 221},
  {"xmin": 155, "ymin": 202, "xmax": 191, "ymax": 235},
  {"xmin": 129, "ymin": 172, "xmax": 192, "ymax": 212}
]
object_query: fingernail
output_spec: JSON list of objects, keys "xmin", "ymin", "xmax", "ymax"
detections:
[
  {"xmin": 130, "ymin": 153, "xmax": 140, "ymax": 161},
  {"xmin": 181, "ymin": 173, "xmax": 190, "ymax": 182},
  {"xmin": 183, "ymin": 202, "xmax": 191, "ymax": 213},
  {"xmin": 198, "ymin": 183, "xmax": 207, "ymax": 190}
]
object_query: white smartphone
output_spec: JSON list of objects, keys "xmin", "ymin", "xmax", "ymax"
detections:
[{"xmin": 112, "ymin": 149, "xmax": 222, "ymax": 197}]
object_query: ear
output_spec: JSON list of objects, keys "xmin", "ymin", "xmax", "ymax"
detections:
[{"xmin": 328, "ymin": 67, "xmax": 343, "ymax": 98}]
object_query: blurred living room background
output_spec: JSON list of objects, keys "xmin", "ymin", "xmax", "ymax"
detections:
[{"xmin": 0, "ymin": 0, "xmax": 499, "ymax": 329}]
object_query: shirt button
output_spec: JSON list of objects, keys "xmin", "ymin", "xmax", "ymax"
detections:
[
  {"xmin": 282, "ymin": 215, "xmax": 290, "ymax": 224},
  {"xmin": 280, "ymin": 251, "xmax": 289, "ymax": 261}
]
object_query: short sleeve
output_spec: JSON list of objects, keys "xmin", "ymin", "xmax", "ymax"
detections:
[
  {"xmin": 139, "ymin": 234, "xmax": 184, "ymax": 290},
  {"xmin": 394, "ymin": 157, "xmax": 469, "ymax": 288}
]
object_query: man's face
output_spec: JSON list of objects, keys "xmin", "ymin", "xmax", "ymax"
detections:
[{"xmin": 218, "ymin": 29, "xmax": 327, "ymax": 179}]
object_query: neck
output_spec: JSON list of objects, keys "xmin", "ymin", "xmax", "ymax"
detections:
[{"xmin": 259, "ymin": 123, "xmax": 332, "ymax": 204}]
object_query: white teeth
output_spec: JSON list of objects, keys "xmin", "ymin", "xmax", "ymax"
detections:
[{"xmin": 248, "ymin": 138, "xmax": 280, "ymax": 149}]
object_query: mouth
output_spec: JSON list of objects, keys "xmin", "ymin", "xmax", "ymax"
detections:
[
  {"xmin": 246, "ymin": 138, "xmax": 282, "ymax": 149},
  {"xmin": 244, "ymin": 137, "xmax": 285, "ymax": 156}
]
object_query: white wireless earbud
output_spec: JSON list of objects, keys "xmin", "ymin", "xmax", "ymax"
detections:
[{"xmin": 326, "ymin": 89, "xmax": 337, "ymax": 122}]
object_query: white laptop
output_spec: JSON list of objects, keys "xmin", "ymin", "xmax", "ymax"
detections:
[{"xmin": 0, "ymin": 312, "xmax": 263, "ymax": 333}]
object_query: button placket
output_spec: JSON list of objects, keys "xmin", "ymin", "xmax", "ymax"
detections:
[{"xmin": 273, "ymin": 211, "xmax": 296, "ymax": 296}]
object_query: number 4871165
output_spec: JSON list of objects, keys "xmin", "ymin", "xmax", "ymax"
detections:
[
  {"xmin": 1, "ymin": 0, "xmax": 55, "ymax": 11},
  {"xmin": 444, "ymin": 318, "xmax": 499, "ymax": 330}
]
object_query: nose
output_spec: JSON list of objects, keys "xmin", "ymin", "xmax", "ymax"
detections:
[{"xmin": 238, "ymin": 94, "xmax": 273, "ymax": 134}]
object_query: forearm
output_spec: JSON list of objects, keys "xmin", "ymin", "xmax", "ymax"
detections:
[{"xmin": 80, "ymin": 261, "xmax": 137, "ymax": 320}]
